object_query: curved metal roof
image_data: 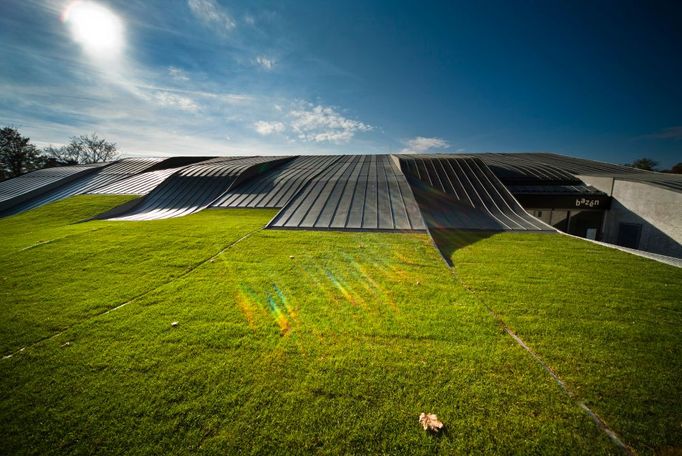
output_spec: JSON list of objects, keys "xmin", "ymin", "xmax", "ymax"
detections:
[
  {"xmin": 399, "ymin": 155, "xmax": 551, "ymax": 231},
  {"xmin": 0, "ymin": 164, "xmax": 104, "ymax": 212},
  {"xmin": 89, "ymin": 157, "xmax": 219, "ymax": 196},
  {"xmin": 212, "ymin": 155, "xmax": 340, "ymax": 208},
  {"xmin": 268, "ymin": 155, "xmax": 426, "ymax": 231},
  {"xmin": 474, "ymin": 153, "xmax": 581, "ymax": 185},
  {"xmin": 4, "ymin": 152, "xmax": 672, "ymax": 232},
  {"xmin": 516, "ymin": 153, "xmax": 682, "ymax": 192},
  {"xmin": 106, "ymin": 156, "xmax": 292, "ymax": 221},
  {"xmin": 1, "ymin": 159, "xmax": 162, "ymax": 216},
  {"xmin": 89, "ymin": 168, "xmax": 180, "ymax": 195}
]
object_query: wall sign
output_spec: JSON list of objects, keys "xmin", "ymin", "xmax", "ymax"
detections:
[{"xmin": 575, "ymin": 198, "xmax": 601, "ymax": 208}]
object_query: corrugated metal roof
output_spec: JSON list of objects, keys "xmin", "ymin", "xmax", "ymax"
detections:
[
  {"xmin": 0, "ymin": 164, "xmax": 104, "ymax": 212},
  {"xmin": 5, "ymin": 152, "xmax": 670, "ymax": 230},
  {"xmin": 516, "ymin": 153, "xmax": 682, "ymax": 192},
  {"xmin": 268, "ymin": 155, "xmax": 426, "ymax": 231},
  {"xmin": 1, "ymin": 159, "xmax": 162, "ymax": 217},
  {"xmin": 399, "ymin": 155, "xmax": 552, "ymax": 231},
  {"xmin": 474, "ymin": 153, "xmax": 582, "ymax": 185},
  {"xmin": 89, "ymin": 168, "xmax": 180, "ymax": 195},
  {"xmin": 506, "ymin": 184, "xmax": 604, "ymax": 195},
  {"xmin": 106, "ymin": 156, "xmax": 292, "ymax": 221},
  {"xmin": 212, "ymin": 155, "xmax": 340, "ymax": 208},
  {"xmin": 90, "ymin": 157, "xmax": 225, "ymax": 196},
  {"xmin": 523, "ymin": 153, "xmax": 651, "ymax": 175}
]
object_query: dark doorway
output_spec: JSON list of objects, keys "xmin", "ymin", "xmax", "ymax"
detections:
[{"xmin": 567, "ymin": 210, "xmax": 604, "ymax": 239}]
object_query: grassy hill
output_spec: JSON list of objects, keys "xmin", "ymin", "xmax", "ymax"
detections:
[{"xmin": 1, "ymin": 196, "xmax": 680, "ymax": 454}]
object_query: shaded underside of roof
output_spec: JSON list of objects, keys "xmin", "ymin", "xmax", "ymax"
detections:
[
  {"xmin": 399, "ymin": 155, "xmax": 551, "ymax": 231},
  {"xmin": 268, "ymin": 155, "xmax": 426, "ymax": 231},
  {"xmin": 106, "ymin": 156, "xmax": 292, "ymax": 221},
  {"xmin": 142, "ymin": 156, "xmax": 216, "ymax": 172},
  {"xmin": 0, "ymin": 159, "xmax": 162, "ymax": 217}
]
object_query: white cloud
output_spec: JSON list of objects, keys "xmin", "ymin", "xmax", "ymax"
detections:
[
  {"xmin": 289, "ymin": 104, "xmax": 373, "ymax": 144},
  {"xmin": 253, "ymin": 120, "xmax": 285, "ymax": 135},
  {"xmin": 400, "ymin": 136, "xmax": 449, "ymax": 154},
  {"xmin": 255, "ymin": 56, "xmax": 275, "ymax": 70},
  {"xmin": 252, "ymin": 103, "xmax": 372, "ymax": 144},
  {"xmin": 187, "ymin": 0, "xmax": 236, "ymax": 33},
  {"xmin": 168, "ymin": 66, "xmax": 189, "ymax": 81},
  {"xmin": 153, "ymin": 91, "xmax": 199, "ymax": 112}
]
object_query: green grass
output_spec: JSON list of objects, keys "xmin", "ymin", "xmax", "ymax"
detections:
[
  {"xmin": 435, "ymin": 229, "xmax": 682, "ymax": 453},
  {"xmin": 0, "ymin": 196, "xmax": 678, "ymax": 454},
  {"xmin": 0, "ymin": 196, "xmax": 276, "ymax": 354}
]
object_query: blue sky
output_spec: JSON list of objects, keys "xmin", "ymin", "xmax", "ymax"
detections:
[{"xmin": 0, "ymin": 0, "xmax": 680, "ymax": 167}]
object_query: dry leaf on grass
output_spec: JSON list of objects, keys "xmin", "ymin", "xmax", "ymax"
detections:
[{"xmin": 419, "ymin": 412, "xmax": 443, "ymax": 432}]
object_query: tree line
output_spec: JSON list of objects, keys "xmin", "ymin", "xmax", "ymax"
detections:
[
  {"xmin": 624, "ymin": 157, "xmax": 682, "ymax": 173},
  {"xmin": 0, "ymin": 127, "xmax": 119, "ymax": 181}
]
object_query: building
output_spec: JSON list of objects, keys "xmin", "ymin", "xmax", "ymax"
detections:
[{"xmin": 1, "ymin": 152, "xmax": 680, "ymax": 258}]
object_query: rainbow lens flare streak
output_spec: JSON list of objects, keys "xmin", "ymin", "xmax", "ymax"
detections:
[
  {"xmin": 237, "ymin": 285, "xmax": 293, "ymax": 335},
  {"xmin": 325, "ymin": 269, "xmax": 359, "ymax": 306}
]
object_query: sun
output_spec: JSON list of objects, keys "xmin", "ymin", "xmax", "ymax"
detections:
[{"xmin": 62, "ymin": 1, "xmax": 124, "ymax": 56}]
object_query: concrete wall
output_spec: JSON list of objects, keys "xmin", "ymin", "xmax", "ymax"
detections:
[{"xmin": 579, "ymin": 175, "xmax": 682, "ymax": 258}]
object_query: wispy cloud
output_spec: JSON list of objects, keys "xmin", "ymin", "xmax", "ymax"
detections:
[
  {"xmin": 642, "ymin": 126, "xmax": 682, "ymax": 141},
  {"xmin": 253, "ymin": 120, "xmax": 285, "ymax": 135},
  {"xmin": 136, "ymin": 84, "xmax": 251, "ymax": 105},
  {"xmin": 168, "ymin": 66, "xmax": 189, "ymax": 81},
  {"xmin": 187, "ymin": 0, "xmax": 236, "ymax": 34},
  {"xmin": 255, "ymin": 56, "xmax": 275, "ymax": 70},
  {"xmin": 400, "ymin": 136, "xmax": 449, "ymax": 154},
  {"xmin": 153, "ymin": 91, "xmax": 199, "ymax": 112}
]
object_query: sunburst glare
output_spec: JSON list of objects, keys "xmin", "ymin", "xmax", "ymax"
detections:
[{"xmin": 62, "ymin": 1, "xmax": 124, "ymax": 57}]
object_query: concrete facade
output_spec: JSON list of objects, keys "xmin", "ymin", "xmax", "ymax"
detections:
[{"xmin": 579, "ymin": 175, "xmax": 682, "ymax": 258}]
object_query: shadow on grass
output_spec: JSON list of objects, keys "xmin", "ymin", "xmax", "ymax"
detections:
[
  {"xmin": 430, "ymin": 229, "xmax": 500, "ymax": 266},
  {"xmin": 429, "ymin": 425, "xmax": 450, "ymax": 440}
]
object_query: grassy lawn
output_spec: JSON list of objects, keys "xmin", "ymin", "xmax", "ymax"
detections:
[
  {"xmin": 0, "ymin": 196, "xmax": 620, "ymax": 455},
  {"xmin": 1, "ymin": 196, "xmax": 678, "ymax": 454},
  {"xmin": 434, "ymin": 229, "xmax": 682, "ymax": 454},
  {"xmin": 0, "ymin": 196, "xmax": 275, "ymax": 355}
]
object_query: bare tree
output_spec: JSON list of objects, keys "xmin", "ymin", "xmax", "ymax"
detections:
[
  {"xmin": 64, "ymin": 133, "xmax": 119, "ymax": 164},
  {"xmin": 42, "ymin": 145, "xmax": 79, "ymax": 166},
  {"xmin": 0, "ymin": 127, "xmax": 43, "ymax": 179}
]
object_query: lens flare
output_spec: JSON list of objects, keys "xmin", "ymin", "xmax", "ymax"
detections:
[
  {"xmin": 62, "ymin": 1, "xmax": 124, "ymax": 57},
  {"xmin": 235, "ymin": 289, "xmax": 256, "ymax": 329},
  {"xmin": 238, "ymin": 285, "xmax": 293, "ymax": 336}
]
